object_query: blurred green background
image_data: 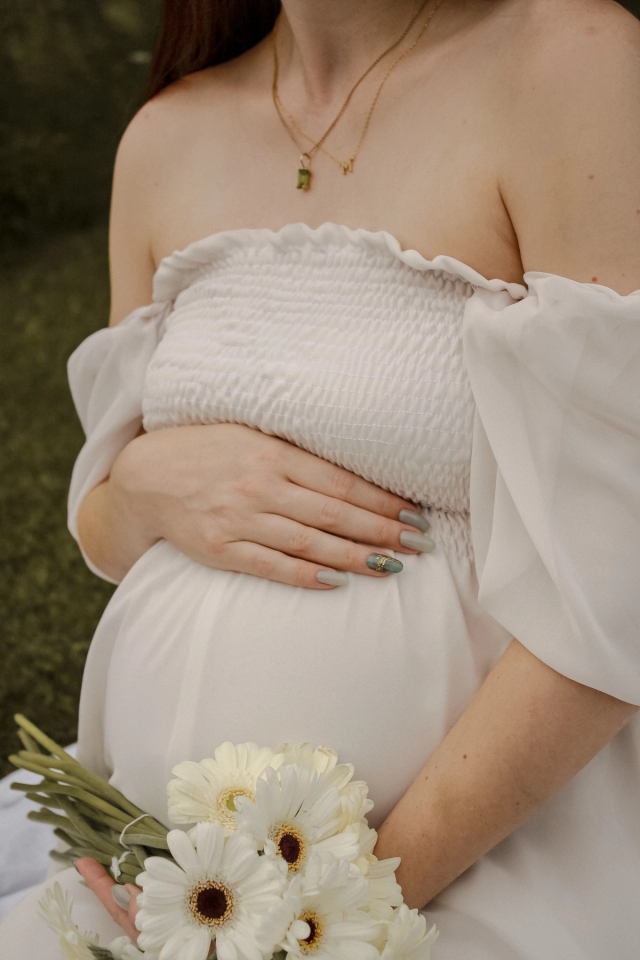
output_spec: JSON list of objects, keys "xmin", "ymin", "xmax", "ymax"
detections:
[
  {"xmin": 0, "ymin": 0, "xmax": 160, "ymax": 774},
  {"xmin": 1, "ymin": 0, "xmax": 639, "ymax": 776}
]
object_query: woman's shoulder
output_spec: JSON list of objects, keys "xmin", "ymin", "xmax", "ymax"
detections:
[
  {"xmin": 492, "ymin": 0, "xmax": 640, "ymax": 290},
  {"xmin": 118, "ymin": 41, "xmax": 267, "ymax": 166},
  {"xmin": 497, "ymin": 0, "xmax": 640, "ymax": 93}
]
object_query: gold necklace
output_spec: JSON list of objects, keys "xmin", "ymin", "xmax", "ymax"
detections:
[
  {"xmin": 276, "ymin": 0, "xmax": 447, "ymax": 185},
  {"xmin": 272, "ymin": 0, "xmax": 437, "ymax": 190}
]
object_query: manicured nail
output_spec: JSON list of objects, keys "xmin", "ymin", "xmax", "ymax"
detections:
[
  {"xmin": 316, "ymin": 570, "xmax": 349, "ymax": 587},
  {"xmin": 399, "ymin": 531, "xmax": 436, "ymax": 553},
  {"xmin": 112, "ymin": 885, "xmax": 131, "ymax": 909},
  {"xmin": 398, "ymin": 509, "xmax": 430, "ymax": 533},
  {"xmin": 366, "ymin": 554, "xmax": 403, "ymax": 574}
]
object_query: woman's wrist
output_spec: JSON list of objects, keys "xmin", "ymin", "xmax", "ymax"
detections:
[{"xmin": 76, "ymin": 438, "xmax": 162, "ymax": 580}]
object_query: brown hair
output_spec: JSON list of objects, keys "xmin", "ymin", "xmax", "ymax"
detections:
[{"xmin": 146, "ymin": 0, "xmax": 281, "ymax": 100}]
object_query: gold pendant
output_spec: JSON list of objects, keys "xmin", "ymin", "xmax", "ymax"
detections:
[
  {"xmin": 340, "ymin": 158, "xmax": 355, "ymax": 175},
  {"xmin": 297, "ymin": 153, "xmax": 311, "ymax": 190}
]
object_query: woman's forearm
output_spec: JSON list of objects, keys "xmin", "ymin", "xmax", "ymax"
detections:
[
  {"xmin": 76, "ymin": 474, "xmax": 158, "ymax": 582},
  {"xmin": 375, "ymin": 639, "xmax": 638, "ymax": 908}
]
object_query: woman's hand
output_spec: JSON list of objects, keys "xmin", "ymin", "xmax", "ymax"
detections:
[
  {"xmin": 75, "ymin": 858, "xmax": 140, "ymax": 944},
  {"xmin": 77, "ymin": 422, "xmax": 434, "ymax": 584}
]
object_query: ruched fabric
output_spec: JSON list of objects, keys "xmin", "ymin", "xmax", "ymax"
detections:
[
  {"xmin": 465, "ymin": 275, "xmax": 640, "ymax": 704},
  {"xmin": 6, "ymin": 223, "xmax": 639, "ymax": 960}
]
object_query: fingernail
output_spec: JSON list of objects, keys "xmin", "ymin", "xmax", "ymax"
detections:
[
  {"xmin": 399, "ymin": 531, "xmax": 436, "ymax": 553},
  {"xmin": 112, "ymin": 885, "xmax": 131, "ymax": 909},
  {"xmin": 366, "ymin": 553, "xmax": 403, "ymax": 574},
  {"xmin": 316, "ymin": 570, "xmax": 349, "ymax": 587},
  {"xmin": 398, "ymin": 509, "xmax": 430, "ymax": 533}
]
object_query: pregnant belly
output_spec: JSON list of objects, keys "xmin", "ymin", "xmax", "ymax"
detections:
[{"xmin": 78, "ymin": 539, "xmax": 507, "ymax": 829}]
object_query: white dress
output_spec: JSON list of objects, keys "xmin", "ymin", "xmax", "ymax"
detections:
[{"xmin": 2, "ymin": 222, "xmax": 640, "ymax": 959}]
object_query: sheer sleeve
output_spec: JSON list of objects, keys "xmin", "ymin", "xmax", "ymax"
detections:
[
  {"xmin": 464, "ymin": 273, "xmax": 640, "ymax": 704},
  {"xmin": 67, "ymin": 302, "xmax": 169, "ymax": 582}
]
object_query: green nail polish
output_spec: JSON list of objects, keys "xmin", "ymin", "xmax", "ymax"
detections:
[
  {"xmin": 366, "ymin": 553, "xmax": 404, "ymax": 574},
  {"xmin": 398, "ymin": 509, "xmax": 430, "ymax": 533}
]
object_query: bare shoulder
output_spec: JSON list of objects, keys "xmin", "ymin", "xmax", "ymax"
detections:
[
  {"xmin": 495, "ymin": 0, "xmax": 640, "ymax": 117},
  {"xmin": 490, "ymin": 0, "xmax": 640, "ymax": 289},
  {"xmin": 115, "ymin": 54, "xmax": 257, "ymax": 181}
]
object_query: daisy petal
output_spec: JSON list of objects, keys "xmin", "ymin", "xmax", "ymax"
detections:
[
  {"xmin": 167, "ymin": 829, "xmax": 203, "ymax": 881},
  {"xmin": 215, "ymin": 933, "xmax": 238, "ymax": 960},
  {"xmin": 177, "ymin": 927, "xmax": 211, "ymax": 960},
  {"xmin": 193, "ymin": 821, "xmax": 225, "ymax": 876}
]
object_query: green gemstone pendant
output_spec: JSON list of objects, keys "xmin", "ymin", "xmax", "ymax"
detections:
[{"xmin": 297, "ymin": 167, "xmax": 311, "ymax": 190}]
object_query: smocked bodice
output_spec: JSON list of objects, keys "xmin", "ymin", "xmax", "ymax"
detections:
[{"xmin": 142, "ymin": 227, "xmax": 479, "ymax": 512}]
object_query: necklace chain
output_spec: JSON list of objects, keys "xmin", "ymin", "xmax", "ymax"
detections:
[{"xmin": 271, "ymin": 0, "xmax": 447, "ymax": 188}]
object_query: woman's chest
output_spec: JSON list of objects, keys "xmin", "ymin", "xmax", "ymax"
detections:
[{"xmin": 142, "ymin": 240, "xmax": 476, "ymax": 511}]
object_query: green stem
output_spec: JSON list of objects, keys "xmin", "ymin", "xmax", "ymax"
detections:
[
  {"xmin": 14, "ymin": 714, "xmax": 74, "ymax": 762},
  {"xmin": 56, "ymin": 796, "xmax": 122, "ymax": 857},
  {"xmin": 9, "ymin": 756, "xmax": 89, "ymax": 791},
  {"xmin": 27, "ymin": 809, "xmax": 85, "ymax": 838},
  {"xmin": 17, "ymin": 729, "xmax": 42, "ymax": 754},
  {"xmin": 11, "ymin": 750, "xmax": 164, "ymax": 829},
  {"xmin": 14, "ymin": 779, "xmax": 133, "ymax": 826}
]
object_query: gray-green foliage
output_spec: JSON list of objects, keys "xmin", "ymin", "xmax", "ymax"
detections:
[{"xmin": 0, "ymin": 0, "xmax": 160, "ymax": 255}]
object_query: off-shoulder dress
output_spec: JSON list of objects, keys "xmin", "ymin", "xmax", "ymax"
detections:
[{"xmin": 2, "ymin": 222, "xmax": 640, "ymax": 959}]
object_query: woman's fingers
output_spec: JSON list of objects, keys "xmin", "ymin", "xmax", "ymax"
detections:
[
  {"xmin": 284, "ymin": 445, "xmax": 415, "ymax": 519},
  {"xmin": 220, "ymin": 541, "xmax": 355, "ymax": 589},
  {"xmin": 272, "ymin": 483, "xmax": 432, "ymax": 554},
  {"xmin": 75, "ymin": 858, "xmax": 140, "ymax": 943},
  {"xmin": 251, "ymin": 514, "xmax": 406, "ymax": 576}
]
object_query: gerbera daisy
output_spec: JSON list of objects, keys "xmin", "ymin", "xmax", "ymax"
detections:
[
  {"xmin": 380, "ymin": 904, "xmax": 438, "ymax": 960},
  {"xmin": 235, "ymin": 765, "xmax": 359, "ymax": 875},
  {"xmin": 167, "ymin": 742, "xmax": 278, "ymax": 833},
  {"xmin": 365, "ymin": 856, "xmax": 403, "ymax": 921},
  {"xmin": 259, "ymin": 856, "xmax": 380, "ymax": 960},
  {"xmin": 135, "ymin": 821, "xmax": 286, "ymax": 960},
  {"xmin": 276, "ymin": 744, "xmax": 354, "ymax": 792},
  {"xmin": 336, "ymin": 781, "xmax": 375, "ymax": 832},
  {"xmin": 38, "ymin": 883, "xmax": 99, "ymax": 960}
]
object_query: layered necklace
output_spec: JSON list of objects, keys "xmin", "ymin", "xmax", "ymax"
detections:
[{"xmin": 271, "ymin": 0, "xmax": 447, "ymax": 190}]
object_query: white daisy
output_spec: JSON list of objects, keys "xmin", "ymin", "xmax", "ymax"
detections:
[
  {"xmin": 136, "ymin": 821, "xmax": 286, "ymax": 960},
  {"xmin": 259, "ymin": 855, "xmax": 380, "ymax": 960},
  {"xmin": 337, "ymin": 781, "xmax": 375, "ymax": 832},
  {"xmin": 366, "ymin": 856, "xmax": 403, "ymax": 921},
  {"xmin": 276, "ymin": 744, "xmax": 354, "ymax": 792},
  {"xmin": 380, "ymin": 905, "xmax": 438, "ymax": 960},
  {"xmin": 38, "ymin": 882, "xmax": 98, "ymax": 960},
  {"xmin": 167, "ymin": 742, "xmax": 278, "ymax": 833},
  {"xmin": 235, "ymin": 765, "xmax": 359, "ymax": 875}
]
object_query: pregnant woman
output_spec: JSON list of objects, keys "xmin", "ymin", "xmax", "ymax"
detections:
[{"xmin": 2, "ymin": 0, "xmax": 640, "ymax": 956}]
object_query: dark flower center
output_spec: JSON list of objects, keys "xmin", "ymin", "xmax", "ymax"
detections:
[
  {"xmin": 304, "ymin": 918, "xmax": 318, "ymax": 943},
  {"xmin": 189, "ymin": 880, "xmax": 234, "ymax": 927},
  {"xmin": 299, "ymin": 911, "xmax": 323, "ymax": 953},
  {"xmin": 279, "ymin": 832, "xmax": 301, "ymax": 864},
  {"xmin": 272, "ymin": 823, "xmax": 306, "ymax": 871}
]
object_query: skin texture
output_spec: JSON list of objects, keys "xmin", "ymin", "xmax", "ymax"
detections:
[{"xmin": 76, "ymin": 0, "xmax": 640, "ymax": 928}]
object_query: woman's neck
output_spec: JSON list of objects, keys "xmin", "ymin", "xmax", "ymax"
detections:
[{"xmin": 276, "ymin": 0, "xmax": 423, "ymax": 109}]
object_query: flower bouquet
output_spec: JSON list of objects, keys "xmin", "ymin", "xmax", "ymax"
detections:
[{"xmin": 10, "ymin": 715, "xmax": 437, "ymax": 960}]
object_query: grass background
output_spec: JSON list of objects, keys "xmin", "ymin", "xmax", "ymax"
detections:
[
  {"xmin": 1, "ymin": 0, "xmax": 640, "ymax": 776},
  {"xmin": 0, "ymin": 0, "xmax": 160, "ymax": 775}
]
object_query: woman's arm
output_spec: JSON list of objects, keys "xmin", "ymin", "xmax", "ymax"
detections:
[
  {"xmin": 375, "ymin": 640, "xmax": 638, "ymax": 907},
  {"xmin": 76, "ymin": 100, "xmax": 431, "ymax": 586},
  {"xmin": 377, "ymin": 3, "xmax": 640, "ymax": 906}
]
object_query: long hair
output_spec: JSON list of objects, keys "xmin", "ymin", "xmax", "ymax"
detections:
[{"xmin": 147, "ymin": 0, "xmax": 281, "ymax": 100}]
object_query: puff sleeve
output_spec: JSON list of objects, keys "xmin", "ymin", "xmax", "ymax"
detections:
[
  {"xmin": 464, "ymin": 273, "xmax": 640, "ymax": 703},
  {"xmin": 67, "ymin": 302, "xmax": 169, "ymax": 582}
]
